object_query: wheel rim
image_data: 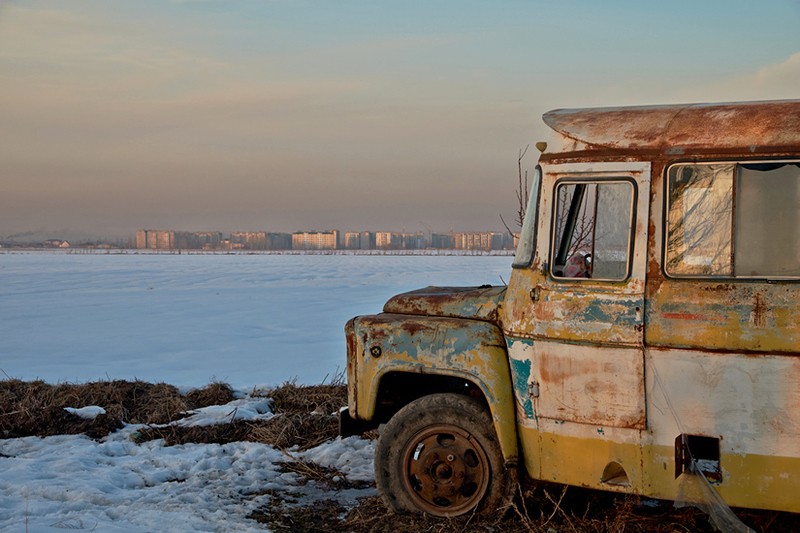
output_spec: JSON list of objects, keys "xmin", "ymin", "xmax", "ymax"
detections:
[{"xmin": 400, "ymin": 423, "xmax": 490, "ymax": 516}]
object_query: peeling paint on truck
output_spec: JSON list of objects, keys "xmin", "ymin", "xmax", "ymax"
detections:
[{"xmin": 342, "ymin": 100, "xmax": 800, "ymax": 516}]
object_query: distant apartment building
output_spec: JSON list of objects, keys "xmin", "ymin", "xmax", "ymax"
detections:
[
  {"xmin": 343, "ymin": 232, "xmax": 362, "ymax": 250},
  {"xmin": 266, "ymin": 232, "xmax": 292, "ymax": 250},
  {"xmin": 375, "ymin": 231, "xmax": 394, "ymax": 250},
  {"xmin": 430, "ymin": 233, "xmax": 454, "ymax": 249},
  {"xmin": 509, "ymin": 232, "xmax": 520, "ymax": 249},
  {"xmin": 292, "ymin": 230, "xmax": 339, "ymax": 250},
  {"xmin": 136, "ymin": 230, "xmax": 222, "ymax": 250},
  {"xmin": 399, "ymin": 232, "xmax": 426, "ymax": 250},
  {"xmin": 231, "ymin": 231, "xmax": 267, "ymax": 250},
  {"xmin": 178, "ymin": 232, "xmax": 223, "ymax": 250},
  {"xmin": 454, "ymin": 232, "xmax": 505, "ymax": 251},
  {"xmin": 136, "ymin": 230, "xmax": 175, "ymax": 250},
  {"xmin": 232, "ymin": 232, "xmax": 292, "ymax": 250},
  {"xmin": 359, "ymin": 231, "xmax": 375, "ymax": 250}
]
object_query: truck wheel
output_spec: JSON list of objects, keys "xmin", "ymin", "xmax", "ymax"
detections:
[{"xmin": 374, "ymin": 393, "xmax": 513, "ymax": 517}]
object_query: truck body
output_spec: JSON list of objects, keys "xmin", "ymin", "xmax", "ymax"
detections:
[{"xmin": 341, "ymin": 100, "xmax": 800, "ymax": 517}]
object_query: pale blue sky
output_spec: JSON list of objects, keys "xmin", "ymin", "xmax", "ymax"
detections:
[{"xmin": 1, "ymin": 1, "xmax": 798, "ymax": 239}]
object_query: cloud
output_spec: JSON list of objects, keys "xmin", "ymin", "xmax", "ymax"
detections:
[
  {"xmin": 0, "ymin": 4, "xmax": 228, "ymax": 88},
  {"xmin": 749, "ymin": 51, "xmax": 800, "ymax": 92},
  {"xmin": 668, "ymin": 52, "xmax": 800, "ymax": 103}
]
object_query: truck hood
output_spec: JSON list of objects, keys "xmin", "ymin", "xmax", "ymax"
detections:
[{"xmin": 382, "ymin": 285, "xmax": 506, "ymax": 324}]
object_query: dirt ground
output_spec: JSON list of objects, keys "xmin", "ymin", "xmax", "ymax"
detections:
[{"xmin": 2, "ymin": 378, "xmax": 797, "ymax": 532}]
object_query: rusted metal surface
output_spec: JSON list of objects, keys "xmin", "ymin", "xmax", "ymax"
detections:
[
  {"xmin": 383, "ymin": 285, "xmax": 506, "ymax": 323},
  {"xmin": 503, "ymin": 161, "xmax": 651, "ymax": 341},
  {"xmin": 502, "ymin": 161, "xmax": 650, "ymax": 432},
  {"xmin": 346, "ymin": 100, "xmax": 800, "ymax": 515},
  {"xmin": 531, "ymin": 282, "xmax": 643, "ymax": 345},
  {"xmin": 646, "ymin": 276, "xmax": 800, "ymax": 354},
  {"xmin": 400, "ymin": 423, "xmax": 490, "ymax": 515},
  {"xmin": 348, "ymin": 313, "xmax": 518, "ymax": 463},
  {"xmin": 535, "ymin": 340, "xmax": 645, "ymax": 429},
  {"xmin": 344, "ymin": 317, "xmax": 358, "ymax": 414},
  {"xmin": 543, "ymin": 100, "xmax": 800, "ymax": 155}
]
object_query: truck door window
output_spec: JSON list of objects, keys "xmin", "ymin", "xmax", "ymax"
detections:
[
  {"xmin": 666, "ymin": 161, "xmax": 800, "ymax": 278},
  {"xmin": 551, "ymin": 180, "xmax": 635, "ymax": 280}
]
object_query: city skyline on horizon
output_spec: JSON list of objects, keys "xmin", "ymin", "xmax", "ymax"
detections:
[
  {"xmin": 2, "ymin": 1, "xmax": 799, "ymax": 241},
  {"xmin": 2, "ymin": 223, "xmax": 521, "ymax": 246}
]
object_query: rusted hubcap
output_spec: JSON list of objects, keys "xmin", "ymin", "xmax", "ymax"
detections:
[{"xmin": 401, "ymin": 424, "xmax": 490, "ymax": 516}]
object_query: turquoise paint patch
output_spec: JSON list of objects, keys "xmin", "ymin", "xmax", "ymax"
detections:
[
  {"xmin": 508, "ymin": 346, "xmax": 534, "ymax": 419},
  {"xmin": 576, "ymin": 299, "xmax": 639, "ymax": 325}
]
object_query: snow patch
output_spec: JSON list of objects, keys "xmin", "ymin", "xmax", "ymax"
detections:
[{"xmin": 64, "ymin": 405, "xmax": 106, "ymax": 420}]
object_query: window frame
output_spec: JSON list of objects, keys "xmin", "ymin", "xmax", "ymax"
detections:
[
  {"xmin": 512, "ymin": 165, "xmax": 543, "ymax": 269},
  {"xmin": 549, "ymin": 176, "xmax": 638, "ymax": 282},
  {"xmin": 663, "ymin": 158, "xmax": 800, "ymax": 281}
]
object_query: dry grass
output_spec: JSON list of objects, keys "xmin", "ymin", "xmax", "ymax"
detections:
[
  {"xmin": 252, "ymin": 478, "xmax": 800, "ymax": 533},
  {"xmin": 268, "ymin": 377, "xmax": 347, "ymax": 417},
  {"xmin": 4, "ymin": 377, "xmax": 798, "ymax": 532},
  {"xmin": 0, "ymin": 379, "xmax": 235, "ymax": 439},
  {"xmin": 130, "ymin": 378, "xmax": 347, "ymax": 449},
  {"xmin": 1, "ymin": 375, "xmax": 345, "ymax": 448},
  {"xmin": 276, "ymin": 458, "xmax": 371, "ymax": 491},
  {"xmin": 247, "ymin": 375, "xmax": 348, "ymax": 450}
]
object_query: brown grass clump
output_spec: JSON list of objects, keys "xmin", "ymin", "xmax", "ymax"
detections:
[
  {"xmin": 268, "ymin": 378, "xmax": 347, "ymax": 417},
  {"xmin": 248, "ymin": 412, "xmax": 336, "ymax": 451},
  {"xmin": 247, "ymin": 379, "xmax": 347, "ymax": 451},
  {"xmin": 1, "ymin": 376, "xmax": 348, "ymax": 446},
  {"xmin": 185, "ymin": 382, "xmax": 235, "ymax": 409},
  {"xmin": 0, "ymin": 379, "xmax": 242, "ymax": 440},
  {"xmin": 132, "ymin": 380, "xmax": 348, "ymax": 450}
]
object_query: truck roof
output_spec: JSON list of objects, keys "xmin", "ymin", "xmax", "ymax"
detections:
[{"xmin": 543, "ymin": 99, "xmax": 800, "ymax": 156}]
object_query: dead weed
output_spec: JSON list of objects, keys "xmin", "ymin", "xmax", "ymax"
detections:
[{"xmin": 0, "ymin": 379, "xmax": 237, "ymax": 439}]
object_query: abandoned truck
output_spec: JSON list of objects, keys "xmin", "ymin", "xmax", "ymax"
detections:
[{"xmin": 340, "ymin": 100, "xmax": 800, "ymax": 517}]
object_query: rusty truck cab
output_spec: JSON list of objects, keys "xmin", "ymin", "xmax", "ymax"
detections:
[
  {"xmin": 343, "ymin": 100, "xmax": 800, "ymax": 518},
  {"xmin": 504, "ymin": 100, "xmax": 800, "ymax": 513}
]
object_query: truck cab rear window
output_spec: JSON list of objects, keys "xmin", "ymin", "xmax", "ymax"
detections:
[{"xmin": 666, "ymin": 161, "xmax": 800, "ymax": 278}]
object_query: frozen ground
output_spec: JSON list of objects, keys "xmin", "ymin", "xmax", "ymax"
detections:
[
  {"xmin": 0, "ymin": 394, "xmax": 376, "ymax": 532},
  {"xmin": 0, "ymin": 251, "xmax": 512, "ymax": 532},
  {"xmin": 0, "ymin": 251, "xmax": 512, "ymax": 388}
]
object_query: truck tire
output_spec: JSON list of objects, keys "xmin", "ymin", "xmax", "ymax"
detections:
[{"xmin": 374, "ymin": 393, "xmax": 514, "ymax": 517}]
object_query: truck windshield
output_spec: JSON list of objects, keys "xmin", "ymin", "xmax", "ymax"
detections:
[{"xmin": 512, "ymin": 165, "xmax": 542, "ymax": 268}]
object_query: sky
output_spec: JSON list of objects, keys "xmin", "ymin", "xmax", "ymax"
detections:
[{"xmin": 1, "ymin": 1, "xmax": 798, "ymax": 241}]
